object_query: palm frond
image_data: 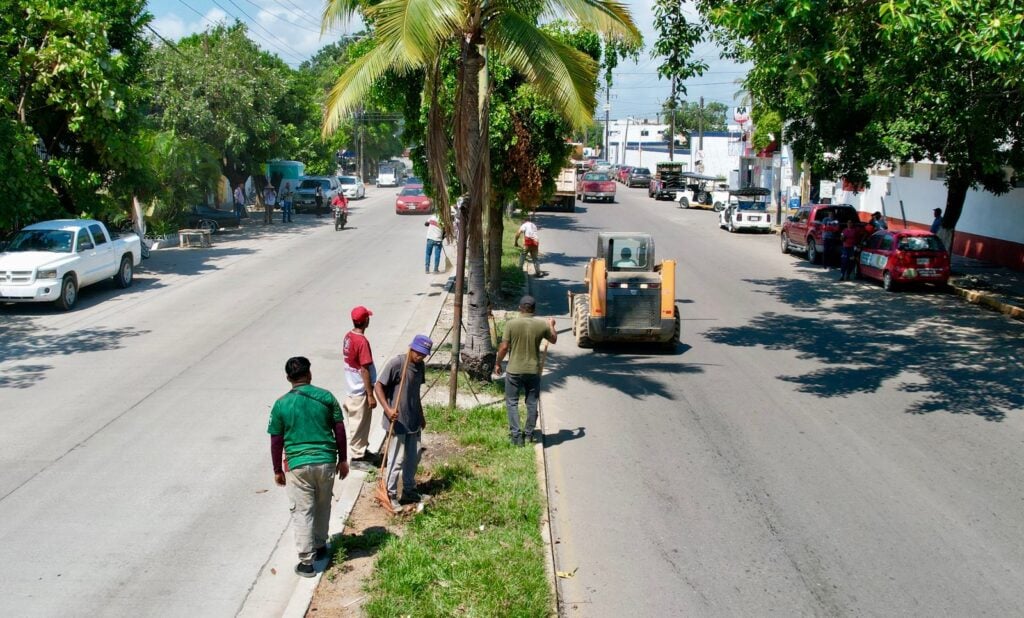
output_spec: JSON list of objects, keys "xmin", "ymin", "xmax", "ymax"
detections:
[
  {"xmin": 321, "ymin": 0, "xmax": 363, "ymax": 34},
  {"xmin": 533, "ymin": 0, "xmax": 640, "ymax": 44},
  {"xmin": 367, "ymin": 0, "xmax": 464, "ymax": 65},
  {"xmin": 322, "ymin": 42, "xmax": 409, "ymax": 136},
  {"xmin": 490, "ymin": 13, "xmax": 599, "ymax": 129}
]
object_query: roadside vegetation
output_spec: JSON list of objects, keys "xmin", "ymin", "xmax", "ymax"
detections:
[{"xmin": 360, "ymin": 404, "xmax": 550, "ymax": 617}]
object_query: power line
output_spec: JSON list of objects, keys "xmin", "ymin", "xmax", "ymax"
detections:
[
  {"xmin": 237, "ymin": 0, "xmax": 325, "ymax": 35},
  {"xmin": 177, "ymin": 0, "xmax": 307, "ymax": 63},
  {"xmin": 145, "ymin": 23, "xmax": 186, "ymax": 56},
  {"xmin": 218, "ymin": 0, "xmax": 309, "ymax": 61}
]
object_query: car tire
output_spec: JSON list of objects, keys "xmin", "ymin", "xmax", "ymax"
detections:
[
  {"xmin": 198, "ymin": 219, "xmax": 218, "ymax": 233},
  {"xmin": 781, "ymin": 233, "xmax": 791, "ymax": 254},
  {"xmin": 807, "ymin": 238, "xmax": 820, "ymax": 264},
  {"xmin": 54, "ymin": 274, "xmax": 78, "ymax": 311},
  {"xmin": 114, "ymin": 255, "xmax": 133, "ymax": 289},
  {"xmin": 883, "ymin": 270, "xmax": 897, "ymax": 292},
  {"xmin": 713, "ymin": 201, "xmax": 725, "ymax": 212}
]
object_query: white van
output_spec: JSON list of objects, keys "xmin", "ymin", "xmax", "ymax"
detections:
[{"xmin": 377, "ymin": 164, "xmax": 398, "ymax": 187}]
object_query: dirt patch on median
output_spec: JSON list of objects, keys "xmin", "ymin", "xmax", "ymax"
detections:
[{"xmin": 306, "ymin": 431, "xmax": 468, "ymax": 617}]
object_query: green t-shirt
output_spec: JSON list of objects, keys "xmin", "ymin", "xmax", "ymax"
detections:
[
  {"xmin": 503, "ymin": 316, "xmax": 554, "ymax": 375},
  {"xmin": 267, "ymin": 384, "xmax": 343, "ymax": 469}
]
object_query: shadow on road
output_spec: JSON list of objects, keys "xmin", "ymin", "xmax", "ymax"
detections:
[
  {"xmin": 542, "ymin": 426, "xmax": 586, "ymax": 446},
  {"xmin": 543, "ymin": 348, "xmax": 703, "ymax": 402},
  {"xmin": 703, "ymin": 269, "xmax": 1024, "ymax": 420}
]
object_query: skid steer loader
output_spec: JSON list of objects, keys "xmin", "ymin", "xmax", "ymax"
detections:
[{"xmin": 568, "ymin": 232, "xmax": 680, "ymax": 349}]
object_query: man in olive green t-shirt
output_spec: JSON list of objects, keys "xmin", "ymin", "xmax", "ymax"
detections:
[
  {"xmin": 493, "ymin": 295, "xmax": 557, "ymax": 446},
  {"xmin": 268, "ymin": 356, "xmax": 349, "ymax": 577}
]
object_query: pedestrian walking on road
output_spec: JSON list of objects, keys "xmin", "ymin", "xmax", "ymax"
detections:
[
  {"xmin": 281, "ymin": 182, "xmax": 294, "ymax": 223},
  {"xmin": 374, "ymin": 335, "xmax": 432, "ymax": 512},
  {"xmin": 315, "ymin": 185, "xmax": 324, "ymax": 218},
  {"xmin": 839, "ymin": 220, "xmax": 859, "ymax": 281},
  {"xmin": 493, "ymin": 295, "xmax": 557, "ymax": 446},
  {"xmin": 268, "ymin": 356, "xmax": 349, "ymax": 578},
  {"xmin": 931, "ymin": 208, "xmax": 942, "ymax": 234},
  {"xmin": 515, "ymin": 215, "xmax": 543, "ymax": 277},
  {"xmin": 424, "ymin": 214, "xmax": 444, "ymax": 273},
  {"xmin": 343, "ymin": 306, "xmax": 379, "ymax": 471}
]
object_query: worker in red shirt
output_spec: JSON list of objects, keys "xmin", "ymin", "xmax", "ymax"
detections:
[{"xmin": 839, "ymin": 220, "xmax": 860, "ymax": 281}]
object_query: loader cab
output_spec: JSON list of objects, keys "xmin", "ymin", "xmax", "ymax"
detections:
[{"xmin": 597, "ymin": 233, "xmax": 655, "ymax": 272}]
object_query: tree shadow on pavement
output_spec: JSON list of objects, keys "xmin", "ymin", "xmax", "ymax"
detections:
[
  {"xmin": 543, "ymin": 350, "xmax": 703, "ymax": 402},
  {"xmin": 703, "ymin": 274, "xmax": 1024, "ymax": 420},
  {"xmin": 141, "ymin": 246, "xmax": 257, "ymax": 276}
]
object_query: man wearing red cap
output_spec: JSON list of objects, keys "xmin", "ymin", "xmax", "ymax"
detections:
[{"xmin": 342, "ymin": 306, "xmax": 379, "ymax": 470}]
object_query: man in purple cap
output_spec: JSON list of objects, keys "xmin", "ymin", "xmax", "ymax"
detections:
[
  {"xmin": 342, "ymin": 306, "xmax": 378, "ymax": 470},
  {"xmin": 374, "ymin": 334, "xmax": 433, "ymax": 511}
]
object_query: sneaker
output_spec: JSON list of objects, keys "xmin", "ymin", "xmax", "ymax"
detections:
[
  {"xmin": 400, "ymin": 490, "xmax": 422, "ymax": 504},
  {"xmin": 512, "ymin": 434, "xmax": 525, "ymax": 447},
  {"xmin": 295, "ymin": 562, "xmax": 316, "ymax": 578},
  {"xmin": 314, "ymin": 546, "xmax": 330, "ymax": 562},
  {"xmin": 433, "ymin": 268, "xmax": 441, "ymax": 273},
  {"xmin": 526, "ymin": 430, "xmax": 541, "ymax": 444},
  {"xmin": 388, "ymin": 496, "xmax": 404, "ymax": 512}
]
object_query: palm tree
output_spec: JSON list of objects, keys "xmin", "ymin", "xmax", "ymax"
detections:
[{"xmin": 322, "ymin": 0, "xmax": 640, "ymax": 388}]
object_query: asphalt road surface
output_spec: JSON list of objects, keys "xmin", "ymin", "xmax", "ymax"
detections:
[
  {"xmin": 0, "ymin": 188, "xmax": 445, "ymax": 616},
  {"xmin": 536, "ymin": 186, "xmax": 1024, "ymax": 616}
]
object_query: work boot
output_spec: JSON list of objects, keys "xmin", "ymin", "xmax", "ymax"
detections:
[
  {"xmin": 511, "ymin": 433, "xmax": 524, "ymax": 447},
  {"xmin": 295, "ymin": 562, "xmax": 316, "ymax": 578},
  {"xmin": 401, "ymin": 490, "xmax": 423, "ymax": 504}
]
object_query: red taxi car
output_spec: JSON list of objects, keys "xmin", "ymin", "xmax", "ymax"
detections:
[
  {"xmin": 577, "ymin": 172, "xmax": 616, "ymax": 203},
  {"xmin": 856, "ymin": 229, "xmax": 950, "ymax": 291},
  {"xmin": 395, "ymin": 186, "xmax": 432, "ymax": 214}
]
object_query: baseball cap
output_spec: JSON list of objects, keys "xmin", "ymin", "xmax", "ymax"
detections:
[
  {"xmin": 351, "ymin": 306, "xmax": 372, "ymax": 322},
  {"xmin": 410, "ymin": 334, "xmax": 433, "ymax": 355},
  {"xmin": 519, "ymin": 295, "xmax": 536, "ymax": 309}
]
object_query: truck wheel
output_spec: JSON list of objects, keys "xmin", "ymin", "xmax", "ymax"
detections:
[
  {"xmin": 573, "ymin": 294, "xmax": 594, "ymax": 349},
  {"xmin": 115, "ymin": 255, "xmax": 134, "ymax": 288},
  {"xmin": 781, "ymin": 233, "xmax": 791, "ymax": 254},
  {"xmin": 679, "ymin": 197, "xmax": 690, "ymax": 209},
  {"xmin": 713, "ymin": 201, "xmax": 725, "ymax": 212},
  {"xmin": 54, "ymin": 274, "xmax": 78, "ymax": 311},
  {"xmin": 807, "ymin": 238, "xmax": 820, "ymax": 264}
]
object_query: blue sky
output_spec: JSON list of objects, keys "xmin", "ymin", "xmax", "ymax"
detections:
[{"xmin": 146, "ymin": 0, "xmax": 749, "ymax": 121}]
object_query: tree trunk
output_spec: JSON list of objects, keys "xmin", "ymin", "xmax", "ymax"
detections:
[
  {"xmin": 485, "ymin": 197, "xmax": 504, "ymax": 299},
  {"xmin": 940, "ymin": 172, "xmax": 970, "ymax": 253}
]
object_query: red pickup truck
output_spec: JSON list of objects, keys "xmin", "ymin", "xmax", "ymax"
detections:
[
  {"xmin": 577, "ymin": 172, "xmax": 616, "ymax": 203},
  {"xmin": 780, "ymin": 204, "xmax": 865, "ymax": 264}
]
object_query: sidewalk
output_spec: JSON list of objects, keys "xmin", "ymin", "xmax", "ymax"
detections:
[{"xmin": 949, "ymin": 255, "xmax": 1024, "ymax": 321}]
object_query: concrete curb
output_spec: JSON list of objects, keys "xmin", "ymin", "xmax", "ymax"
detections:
[{"xmin": 949, "ymin": 283, "xmax": 1024, "ymax": 320}]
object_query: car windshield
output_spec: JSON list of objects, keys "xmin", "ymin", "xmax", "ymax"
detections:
[
  {"xmin": 338, "ymin": 177, "xmax": 356, "ymax": 185},
  {"xmin": 406, "ymin": 177, "xmax": 423, "ymax": 184},
  {"xmin": 583, "ymin": 173, "xmax": 609, "ymax": 181},
  {"xmin": 898, "ymin": 235, "xmax": 945, "ymax": 251},
  {"xmin": 6, "ymin": 229, "xmax": 74, "ymax": 253},
  {"xmin": 299, "ymin": 179, "xmax": 329, "ymax": 190},
  {"xmin": 736, "ymin": 200, "xmax": 768, "ymax": 211},
  {"xmin": 633, "ymin": 168, "xmax": 650, "ymax": 175},
  {"xmin": 400, "ymin": 187, "xmax": 425, "ymax": 197}
]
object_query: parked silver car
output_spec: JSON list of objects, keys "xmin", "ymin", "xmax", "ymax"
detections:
[{"xmin": 293, "ymin": 177, "xmax": 340, "ymax": 214}]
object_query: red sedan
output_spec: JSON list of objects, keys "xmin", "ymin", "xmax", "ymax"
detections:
[
  {"xmin": 616, "ymin": 166, "xmax": 633, "ymax": 184},
  {"xmin": 395, "ymin": 186, "xmax": 432, "ymax": 214},
  {"xmin": 856, "ymin": 229, "xmax": 950, "ymax": 291}
]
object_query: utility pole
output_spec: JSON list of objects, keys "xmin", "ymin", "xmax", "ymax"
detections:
[
  {"xmin": 698, "ymin": 96, "xmax": 704, "ymax": 172},
  {"xmin": 604, "ymin": 83, "xmax": 610, "ymax": 160},
  {"xmin": 668, "ymin": 76, "xmax": 676, "ymax": 161},
  {"xmin": 622, "ymin": 116, "xmax": 631, "ymax": 165}
]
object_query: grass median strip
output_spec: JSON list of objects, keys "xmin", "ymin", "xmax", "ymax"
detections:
[{"xmin": 361, "ymin": 403, "xmax": 550, "ymax": 617}]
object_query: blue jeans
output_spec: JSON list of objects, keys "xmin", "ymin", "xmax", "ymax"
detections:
[
  {"xmin": 505, "ymin": 373, "xmax": 540, "ymax": 439},
  {"xmin": 840, "ymin": 246, "xmax": 856, "ymax": 278},
  {"xmin": 425, "ymin": 239, "xmax": 442, "ymax": 271},
  {"xmin": 282, "ymin": 201, "xmax": 293, "ymax": 222}
]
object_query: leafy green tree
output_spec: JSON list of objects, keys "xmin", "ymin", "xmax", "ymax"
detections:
[
  {"xmin": 0, "ymin": 0, "xmax": 151, "ymax": 230},
  {"xmin": 148, "ymin": 23, "xmax": 292, "ymax": 223},
  {"xmin": 659, "ymin": 100, "xmax": 728, "ymax": 143},
  {"xmin": 701, "ymin": 0, "xmax": 1024, "ymax": 243},
  {"xmin": 322, "ymin": 0, "xmax": 640, "ymax": 381},
  {"xmin": 653, "ymin": 0, "xmax": 707, "ymax": 159}
]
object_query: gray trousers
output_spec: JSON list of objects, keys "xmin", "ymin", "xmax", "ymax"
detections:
[
  {"xmin": 505, "ymin": 373, "xmax": 540, "ymax": 438},
  {"xmin": 385, "ymin": 431, "xmax": 421, "ymax": 498},
  {"xmin": 286, "ymin": 462, "xmax": 335, "ymax": 564}
]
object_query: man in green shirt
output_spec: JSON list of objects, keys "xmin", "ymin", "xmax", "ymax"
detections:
[
  {"xmin": 493, "ymin": 296, "xmax": 557, "ymax": 446},
  {"xmin": 268, "ymin": 356, "xmax": 349, "ymax": 577}
]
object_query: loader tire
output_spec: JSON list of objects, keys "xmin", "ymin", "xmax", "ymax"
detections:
[{"xmin": 573, "ymin": 294, "xmax": 594, "ymax": 348}]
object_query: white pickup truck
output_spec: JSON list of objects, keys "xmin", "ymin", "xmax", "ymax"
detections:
[{"xmin": 0, "ymin": 219, "xmax": 142, "ymax": 310}]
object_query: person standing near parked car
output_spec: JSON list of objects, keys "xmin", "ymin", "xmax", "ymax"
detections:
[
  {"xmin": 424, "ymin": 214, "xmax": 444, "ymax": 273},
  {"xmin": 821, "ymin": 211, "xmax": 839, "ymax": 269},
  {"xmin": 493, "ymin": 295, "xmax": 557, "ymax": 446},
  {"xmin": 931, "ymin": 208, "xmax": 942, "ymax": 234},
  {"xmin": 268, "ymin": 356, "xmax": 348, "ymax": 578},
  {"xmin": 342, "ymin": 306, "xmax": 379, "ymax": 471},
  {"xmin": 871, "ymin": 211, "xmax": 888, "ymax": 230},
  {"xmin": 374, "ymin": 335, "xmax": 433, "ymax": 511},
  {"xmin": 281, "ymin": 182, "xmax": 294, "ymax": 223},
  {"xmin": 839, "ymin": 220, "xmax": 860, "ymax": 281},
  {"xmin": 315, "ymin": 185, "xmax": 325, "ymax": 218},
  {"xmin": 233, "ymin": 184, "xmax": 246, "ymax": 219}
]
